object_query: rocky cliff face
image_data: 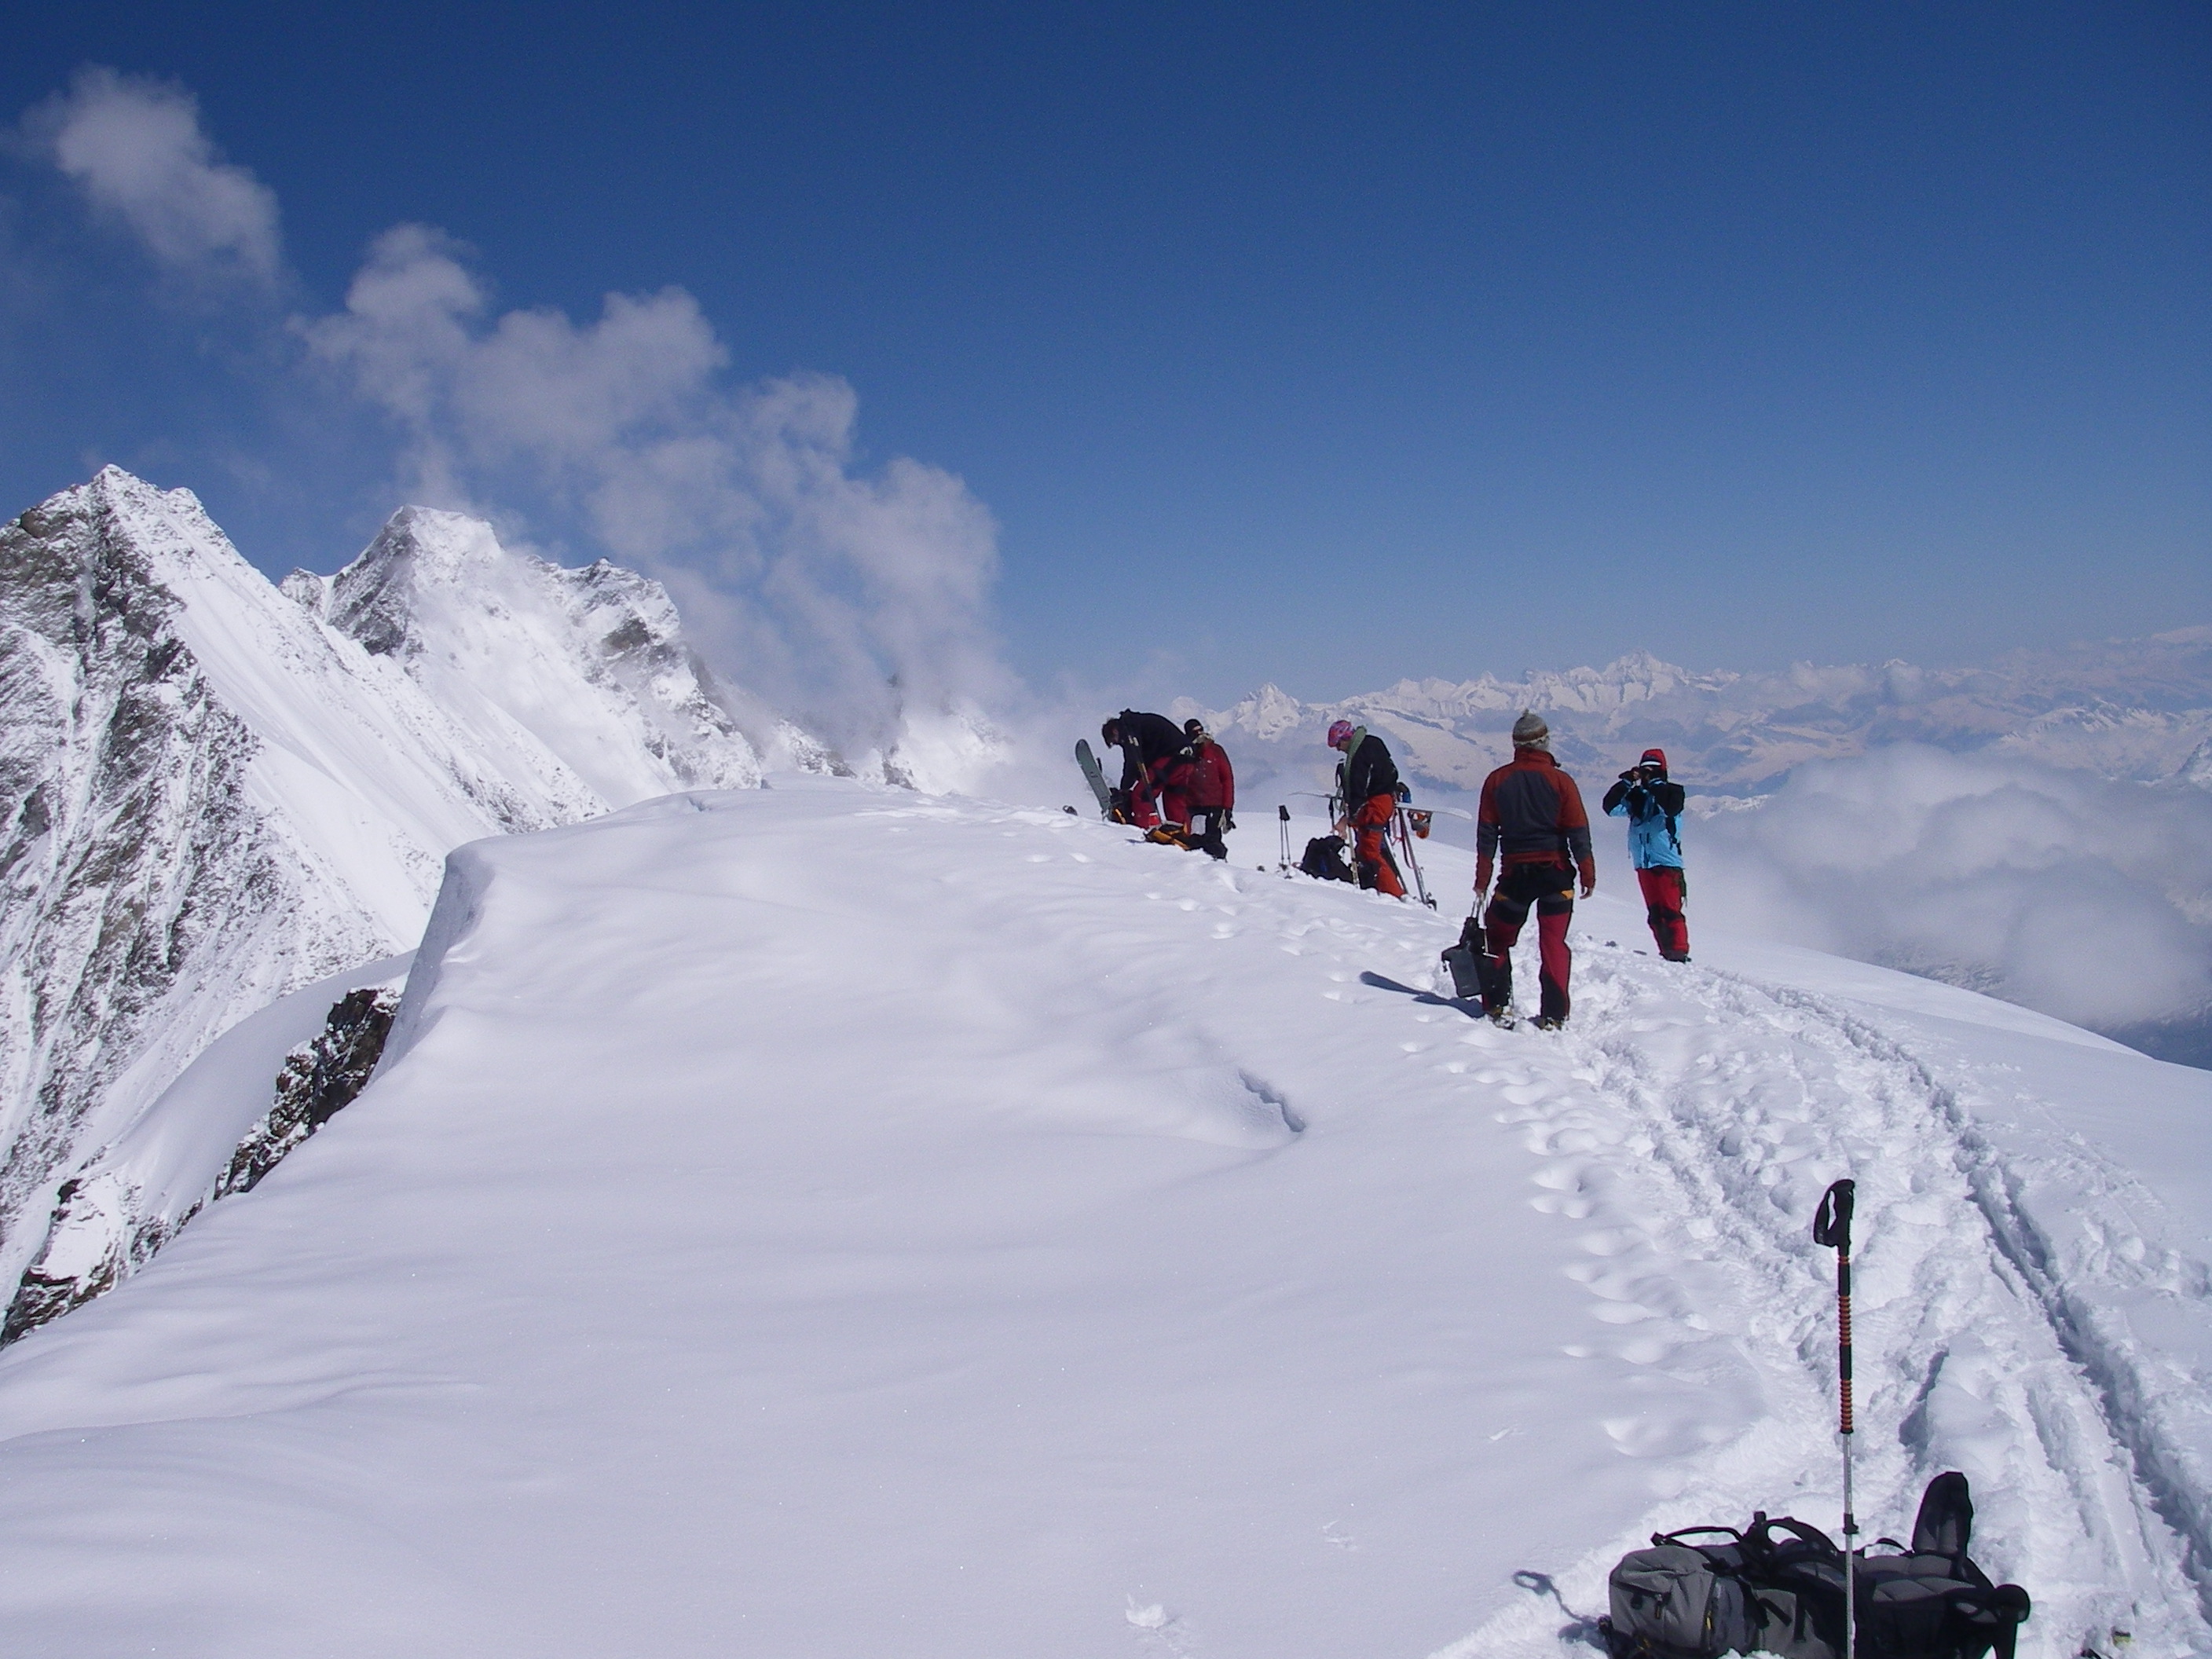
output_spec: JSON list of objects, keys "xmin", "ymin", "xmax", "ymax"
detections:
[
  {"xmin": 0, "ymin": 474, "xmax": 394, "ymax": 1295},
  {"xmin": 0, "ymin": 469, "xmax": 820, "ymax": 1324}
]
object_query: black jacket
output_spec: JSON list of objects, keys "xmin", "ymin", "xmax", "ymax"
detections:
[
  {"xmin": 1601, "ymin": 776, "xmax": 1686, "ymax": 821},
  {"xmin": 1114, "ymin": 709, "xmax": 1188, "ymax": 789},
  {"xmin": 1340, "ymin": 733, "xmax": 1399, "ymax": 805}
]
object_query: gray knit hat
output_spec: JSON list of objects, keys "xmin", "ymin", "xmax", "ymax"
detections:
[{"xmin": 1511, "ymin": 709, "xmax": 1550, "ymax": 749}]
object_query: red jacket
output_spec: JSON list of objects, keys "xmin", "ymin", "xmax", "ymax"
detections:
[
  {"xmin": 1477, "ymin": 749, "xmax": 1595, "ymax": 881},
  {"xmin": 1184, "ymin": 740, "xmax": 1235, "ymax": 809}
]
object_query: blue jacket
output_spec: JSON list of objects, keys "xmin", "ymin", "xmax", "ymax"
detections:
[{"xmin": 1602, "ymin": 777, "xmax": 1685, "ymax": 870}]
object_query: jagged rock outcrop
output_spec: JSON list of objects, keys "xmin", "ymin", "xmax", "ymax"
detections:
[
  {"xmin": 3, "ymin": 983, "xmax": 400, "ymax": 1342},
  {"xmin": 215, "ymin": 986, "xmax": 397, "ymax": 1199}
]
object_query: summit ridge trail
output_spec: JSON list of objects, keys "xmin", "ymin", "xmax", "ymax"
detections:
[
  {"xmin": 1407, "ymin": 938, "xmax": 2212, "ymax": 1657},
  {"xmin": 0, "ymin": 789, "xmax": 2200, "ymax": 1659}
]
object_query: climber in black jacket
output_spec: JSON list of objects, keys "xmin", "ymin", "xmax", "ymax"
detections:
[{"xmin": 1101, "ymin": 710, "xmax": 1187, "ymax": 829}]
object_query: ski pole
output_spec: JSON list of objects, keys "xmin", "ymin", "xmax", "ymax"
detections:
[
  {"xmin": 1813, "ymin": 1178, "xmax": 1857, "ymax": 1658},
  {"xmin": 1277, "ymin": 804, "xmax": 1291, "ymax": 871}
]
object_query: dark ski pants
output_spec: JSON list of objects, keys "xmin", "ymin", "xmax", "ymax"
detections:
[
  {"xmin": 1351, "ymin": 793, "xmax": 1405, "ymax": 898},
  {"xmin": 1478, "ymin": 861, "xmax": 1576, "ymax": 1023},
  {"xmin": 1186, "ymin": 808, "xmax": 1229, "ymax": 861},
  {"xmin": 1636, "ymin": 866, "xmax": 1688, "ymax": 960}
]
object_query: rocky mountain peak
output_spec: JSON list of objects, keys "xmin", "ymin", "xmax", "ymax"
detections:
[
  {"xmin": 0, "ymin": 469, "xmax": 832, "ymax": 1327},
  {"xmin": 328, "ymin": 505, "xmax": 510, "ymax": 659}
]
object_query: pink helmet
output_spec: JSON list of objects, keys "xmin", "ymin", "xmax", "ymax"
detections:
[{"xmin": 1326, "ymin": 719, "xmax": 1355, "ymax": 749}]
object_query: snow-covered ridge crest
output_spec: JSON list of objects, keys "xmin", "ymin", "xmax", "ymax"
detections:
[{"xmin": 0, "ymin": 467, "xmax": 830, "ymax": 1328}]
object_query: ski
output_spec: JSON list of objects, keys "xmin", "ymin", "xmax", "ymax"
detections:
[{"xmin": 1074, "ymin": 739, "xmax": 1115, "ymax": 819}]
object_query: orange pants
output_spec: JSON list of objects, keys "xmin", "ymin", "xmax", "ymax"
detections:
[{"xmin": 1351, "ymin": 794, "xmax": 1405, "ymax": 898}]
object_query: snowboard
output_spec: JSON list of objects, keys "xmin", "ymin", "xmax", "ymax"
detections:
[{"xmin": 1075, "ymin": 739, "xmax": 1115, "ymax": 819}]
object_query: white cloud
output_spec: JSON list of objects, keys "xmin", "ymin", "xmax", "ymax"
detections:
[
  {"xmin": 1693, "ymin": 746, "xmax": 2212, "ymax": 1042},
  {"xmin": 20, "ymin": 68, "xmax": 1015, "ymax": 784},
  {"xmin": 302, "ymin": 225, "xmax": 1008, "ymax": 770},
  {"xmin": 27, "ymin": 66, "xmax": 281, "ymax": 287}
]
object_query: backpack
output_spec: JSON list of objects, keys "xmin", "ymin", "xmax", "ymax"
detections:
[
  {"xmin": 1601, "ymin": 1474, "xmax": 2029, "ymax": 1659},
  {"xmin": 1854, "ymin": 1473, "xmax": 2031, "ymax": 1659},
  {"xmin": 1603, "ymin": 1530, "xmax": 1768, "ymax": 1657},
  {"xmin": 1299, "ymin": 837, "xmax": 1356, "ymax": 884}
]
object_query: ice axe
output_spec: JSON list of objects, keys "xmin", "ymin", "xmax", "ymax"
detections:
[{"xmin": 1813, "ymin": 1177, "xmax": 1858, "ymax": 1658}]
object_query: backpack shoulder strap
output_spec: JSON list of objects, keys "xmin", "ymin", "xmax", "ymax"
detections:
[{"xmin": 1744, "ymin": 1514, "xmax": 1840, "ymax": 1561}]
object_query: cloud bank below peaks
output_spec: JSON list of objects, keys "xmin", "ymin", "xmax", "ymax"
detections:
[
  {"xmin": 1693, "ymin": 745, "xmax": 2212, "ymax": 1062},
  {"xmin": 24, "ymin": 69, "xmax": 1011, "ymax": 791}
]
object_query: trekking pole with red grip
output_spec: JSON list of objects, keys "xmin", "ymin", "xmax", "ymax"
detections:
[{"xmin": 1814, "ymin": 1178, "xmax": 1858, "ymax": 1658}]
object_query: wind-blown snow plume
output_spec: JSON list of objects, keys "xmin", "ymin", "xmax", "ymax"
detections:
[
  {"xmin": 23, "ymin": 67, "xmax": 281, "ymax": 290},
  {"xmin": 302, "ymin": 230, "xmax": 1010, "ymax": 785},
  {"xmin": 1693, "ymin": 746, "xmax": 2212, "ymax": 1060}
]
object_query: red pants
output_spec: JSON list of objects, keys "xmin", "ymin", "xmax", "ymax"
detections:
[
  {"xmin": 1125, "ymin": 759, "xmax": 1172, "ymax": 827},
  {"xmin": 1637, "ymin": 866, "xmax": 1689, "ymax": 959},
  {"xmin": 1351, "ymin": 794, "xmax": 1405, "ymax": 898},
  {"xmin": 1480, "ymin": 861, "xmax": 1576, "ymax": 1023}
]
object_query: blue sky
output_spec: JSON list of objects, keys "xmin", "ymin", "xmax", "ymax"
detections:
[{"xmin": 2, "ymin": 2, "xmax": 2205, "ymax": 708}]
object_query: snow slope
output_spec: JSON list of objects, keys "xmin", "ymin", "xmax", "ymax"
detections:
[
  {"xmin": 0, "ymin": 469, "xmax": 808, "ymax": 1311},
  {"xmin": 0, "ymin": 782, "xmax": 2202, "ymax": 1657}
]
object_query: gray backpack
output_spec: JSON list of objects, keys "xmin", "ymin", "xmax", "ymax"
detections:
[
  {"xmin": 1605, "ymin": 1529, "xmax": 1766, "ymax": 1657},
  {"xmin": 1601, "ymin": 1475, "xmax": 2030, "ymax": 1659}
]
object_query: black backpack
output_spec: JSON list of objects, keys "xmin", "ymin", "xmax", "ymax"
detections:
[
  {"xmin": 1299, "ymin": 836, "xmax": 1356, "ymax": 884},
  {"xmin": 1601, "ymin": 1473, "xmax": 2029, "ymax": 1659}
]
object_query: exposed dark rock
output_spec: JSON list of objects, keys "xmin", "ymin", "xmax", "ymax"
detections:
[
  {"xmin": 218, "ymin": 987, "xmax": 398, "ymax": 1198},
  {"xmin": 1, "ymin": 984, "xmax": 399, "ymax": 1344}
]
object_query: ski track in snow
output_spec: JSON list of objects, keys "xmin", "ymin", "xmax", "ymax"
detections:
[
  {"xmin": 1391, "ymin": 936, "xmax": 2210, "ymax": 1656},
  {"xmin": 939, "ymin": 800, "xmax": 2211, "ymax": 1657},
  {"xmin": 0, "ymin": 785, "xmax": 2203, "ymax": 1658}
]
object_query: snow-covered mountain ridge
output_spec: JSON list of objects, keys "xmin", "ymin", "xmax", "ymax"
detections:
[
  {"xmin": 1187, "ymin": 629, "xmax": 2212, "ymax": 800},
  {"xmin": 0, "ymin": 467, "xmax": 821, "ymax": 1324},
  {"xmin": 0, "ymin": 782, "xmax": 2201, "ymax": 1656}
]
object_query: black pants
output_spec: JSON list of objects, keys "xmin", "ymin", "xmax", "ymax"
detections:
[
  {"xmin": 1187, "ymin": 808, "xmax": 1229, "ymax": 861},
  {"xmin": 1477, "ymin": 862, "xmax": 1577, "ymax": 1023}
]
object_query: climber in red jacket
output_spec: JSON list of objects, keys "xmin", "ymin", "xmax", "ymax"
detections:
[
  {"xmin": 1473, "ymin": 711, "xmax": 1595, "ymax": 1030},
  {"xmin": 1180, "ymin": 720, "xmax": 1235, "ymax": 860}
]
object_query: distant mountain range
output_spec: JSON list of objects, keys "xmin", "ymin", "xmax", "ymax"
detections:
[{"xmin": 1177, "ymin": 632, "xmax": 2212, "ymax": 807}]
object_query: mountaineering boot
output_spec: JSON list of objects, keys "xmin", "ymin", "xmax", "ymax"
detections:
[
  {"xmin": 1533, "ymin": 1014, "xmax": 1566, "ymax": 1031},
  {"xmin": 1474, "ymin": 944, "xmax": 1514, "ymax": 1027}
]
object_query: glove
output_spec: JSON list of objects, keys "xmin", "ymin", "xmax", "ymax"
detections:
[{"xmin": 1221, "ymin": 810, "xmax": 1236, "ymax": 831}]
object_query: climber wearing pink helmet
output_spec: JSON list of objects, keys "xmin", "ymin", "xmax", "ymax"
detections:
[{"xmin": 1326, "ymin": 720, "xmax": 1405, "ymax": 899}]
